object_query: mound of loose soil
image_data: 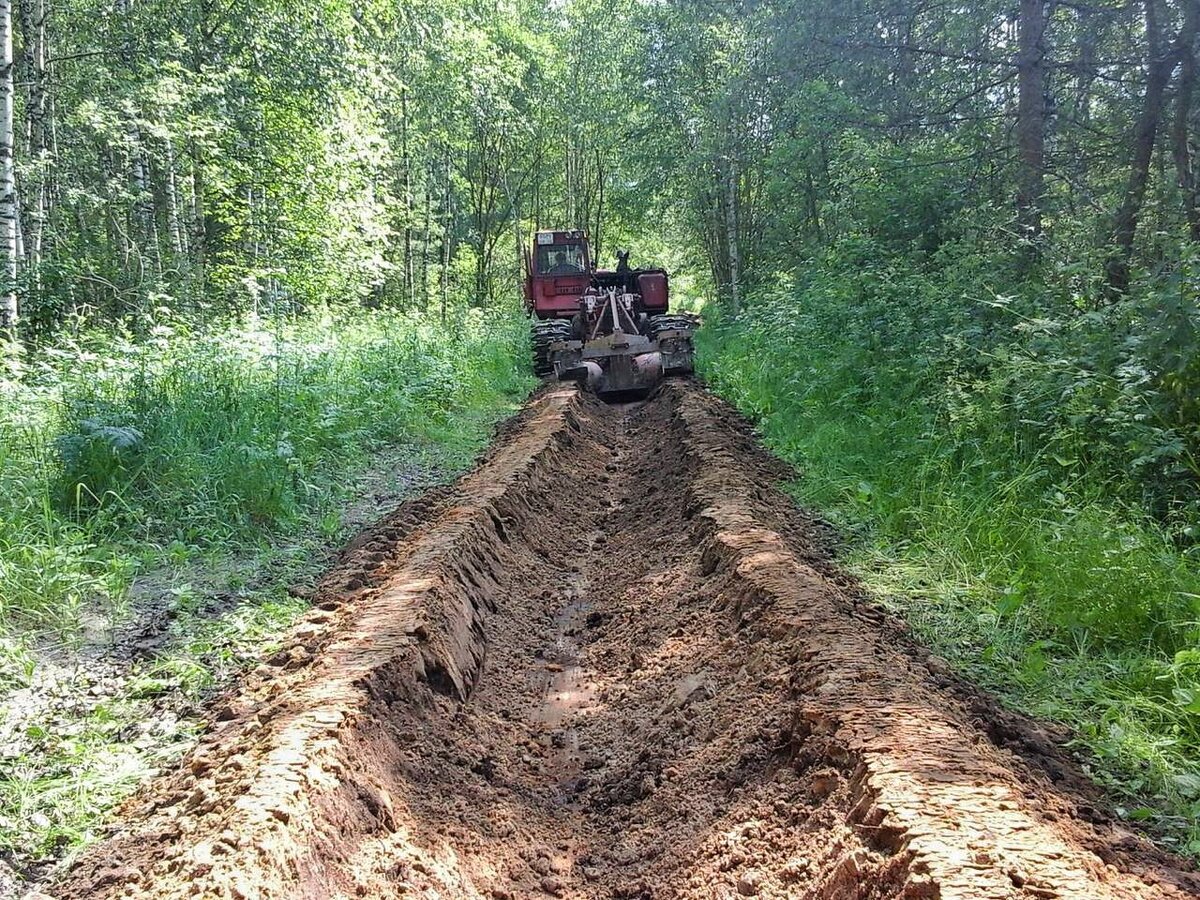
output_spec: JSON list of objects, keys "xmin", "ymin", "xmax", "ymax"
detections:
[{"xmin": 46, "ymin": 383, "xmax": 1200, "ymax": 899}]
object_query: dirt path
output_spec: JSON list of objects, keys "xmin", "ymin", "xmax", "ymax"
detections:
[{"xmin": 46, "ymin": 384, "xmax": 1200, "ymax": 899}]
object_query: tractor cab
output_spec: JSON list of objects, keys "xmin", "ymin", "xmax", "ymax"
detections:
[
  {"xmin": 535, "ymin": 236, "xmax": 589, "ymax": 275},
  {"xmin": 523, "ymin": 230, "xmax": 593, "ymax": 319}
]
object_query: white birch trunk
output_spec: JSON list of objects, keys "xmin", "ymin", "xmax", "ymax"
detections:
[
  {"xmin": 130, "ymin": 135, "xmax": 150, "ymax": 237},
  {"xmin": 117, "ymin": 0, "xmax": 151, "ymax": 263},
  {"xmin": 30, "ymin": 0, "xmax": 43, "ymax": 261},
  {"xmin": 164, "ymin": 135, "xmax": 184, "ymax": 257},
  {"xmin": 0, "ymin": 0, "xmax": 17, "ymax": 330},
  {"xmin": 17, "ymin": 0, "xmax": 45, "ymax": 284}
]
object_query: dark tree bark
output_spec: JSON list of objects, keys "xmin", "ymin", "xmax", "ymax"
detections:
[
  {"xmin": 440, "ymin": 144, "xmax": 451, "ymax": 325},
  {"xmin": 1016, "ymin": 0, "xmax": 1049, "ymax": 247},
  {"xmin": 1106, "ymin": 0, "xmax": 1181, "ymax": 297},
  {"xmin": 421, "ymin": 159, "xmax": 431, "ymax": 308},
  {"xmin": 1173, "ymin": 0, "xmax": 1200, "ymax": 242},
  {"xmin": 401, "ymin": 84, "xmax": 413, "ymax": 305}
]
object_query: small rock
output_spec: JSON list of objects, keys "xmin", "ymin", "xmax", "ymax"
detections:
[
  {"xmin": 737, "ymin": 871, "xmax": 762, "ymax": 896},
  {"xmin": 673, "ymin": 673, "xmax": 716, "ymax": 709},
  {"xmin": 609, "ymin": 843, "xmax": 639, "ymax": 865},
  {"xmin": 540, "ymin": 875, "xmax": 565, "ymax": 896},
  {"xmin": 493, "ymin": 819, "xmax": 515, "ymax": 838}
]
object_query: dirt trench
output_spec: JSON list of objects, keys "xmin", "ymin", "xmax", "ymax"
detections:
[{"xmin": 47, "ymin": 383, "xmax": 1200, "ymax": 900}]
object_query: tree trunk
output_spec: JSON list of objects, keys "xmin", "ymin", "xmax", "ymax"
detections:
[
  {"xmin": 164, "ymin": 135, "xmax": 185, "ymax": 259},
  {"xmin": 116, "ymin": 0, "xmax": 151, "ymax": 278},
  {"xmin": 533, "ymin": 148, "xmax": 542, "ymax": 231},
  {"xmin": 440, "ymin": 145, "xmax": 451, "ymax": 325},
  {"xmin": 804, "ymin": 165, "xmax": 822, "ymax": 241},
  {"xmin": 185, "ymin": 27, "xmax": 210, "ymax": 295},
  {"xmin": 190, "ymin": 140, "xmax": 206, "ymax": 277},
  {"xmin": 401, "ymin": 85, "xmax": 413, "ymax": 305},
  {"xmin": 1106, "ymin": 0, "xmax": 1179, "ymax": 297},
  {"xmin": 472, "ymin": 132, "xmax": 487, "ymax": 306},
  {"xmin": 564, "ymin": 133, "xmax": 573, "ymax": 226},
  {"xmin": 17, "ymin": 0, "xmax": 45, "ymax": 294},
  {"xmin": 724, "ymin": 157, "xmax": 741, "ymax": 315},
  {"xmin": 0, "ymin": 0, "xmax": 17, "ymax": 331},
  {"xmin": 1173, "ymin": 0, "xmax": 1200, "ymax": 242},
  {"xmin": 706, "ymin": 176, "xmax": 728, "ymax": 297},
  {"xmin": 501, "ymin": 162, "xmax": 521, "ymax": 294},
  {"xmin": 592, "ymin": 147, "xmax": 604, "ymax": 264},
  {"xmin": 421, "ymin": 160, "xmax": 431, "ymax": 308},
  {"xmin": 1016, "ymin": 0, "xmax": 1048, "ymax": 246}
]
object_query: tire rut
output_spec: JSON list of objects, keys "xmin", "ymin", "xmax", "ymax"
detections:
[{"xmin": 47, "ymin": 384, "xmax": 1200, "ymax": 900}]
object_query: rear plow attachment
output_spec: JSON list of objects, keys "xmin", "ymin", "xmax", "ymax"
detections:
[{"xmin": 551, "ymin": 289, "xmax": 697, "ymax": 397}]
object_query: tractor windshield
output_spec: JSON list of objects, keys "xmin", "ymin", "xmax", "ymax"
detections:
[{"xmin": 536, "ymin": 243, "xmax": 588, "ymax": 275}]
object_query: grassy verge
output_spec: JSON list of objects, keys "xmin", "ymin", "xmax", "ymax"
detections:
[
  {"xmin": 0, "ymin": 305, "xmax": 534, "ymax": 872},
  {"xmin": 697, "ymin": 276, "xmax": 1200, "ymax": 860}
]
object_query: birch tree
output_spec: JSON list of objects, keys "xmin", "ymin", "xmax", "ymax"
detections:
[
  {"xmin": 17, "ymin": 0, "xmax": 45, "ymax": 288},
  {"xmin": 0, "ymin": 0, "xmax": 15, "ymax": 331}
]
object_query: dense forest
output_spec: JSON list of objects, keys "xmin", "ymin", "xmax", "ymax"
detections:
[{"xmin": 3, "ymin": 0, "xmax": 1200, "ymax": 874}]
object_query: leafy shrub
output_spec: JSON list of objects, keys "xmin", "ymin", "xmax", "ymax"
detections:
[{"xmin": 55, "ymin": 418, "xmax": 146, "ymax": 512}]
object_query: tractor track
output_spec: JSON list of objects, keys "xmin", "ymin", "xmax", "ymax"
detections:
[{"xmin": 48, "ymin": 383, "xmax": 1200, "ymax": 900}]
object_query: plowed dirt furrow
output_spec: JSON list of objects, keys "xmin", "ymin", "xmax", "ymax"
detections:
[{"xmin": 49, "ymin": 384, "xmax": 1200, "ymax": 900}]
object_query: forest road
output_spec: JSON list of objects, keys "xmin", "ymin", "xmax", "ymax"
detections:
[{"xmin": 48, "ymin": 383, "xmax": 1200, "ymax": 900}]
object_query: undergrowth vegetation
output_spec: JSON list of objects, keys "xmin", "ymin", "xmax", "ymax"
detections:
[
  {"xmin": 0, "ymin": 306, "xmax": 532, "ymax": 642},
  {"xmin": 0, "ymin": 307, "xmax": 533, "ymax": 863},
  {"xmin": 697, "ymin": 247, "xmax": 1200, "ymax": 857}
]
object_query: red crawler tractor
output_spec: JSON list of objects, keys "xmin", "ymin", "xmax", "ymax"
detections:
[{"xmin": 523, "ymin": 229, "xmax": 696, "ymax": 395}]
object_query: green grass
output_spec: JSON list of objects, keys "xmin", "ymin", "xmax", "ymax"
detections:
[
  {"xmin": 0, "ymin": 303, "xmax": 535, "ymax": 869},
  {"xmin": 698, "ymin": 282, "xmax": 1200, "ymax": 859},
  {"xmin": 0, "ymin": 305, "xmax": 533, "ymax": 638}
]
